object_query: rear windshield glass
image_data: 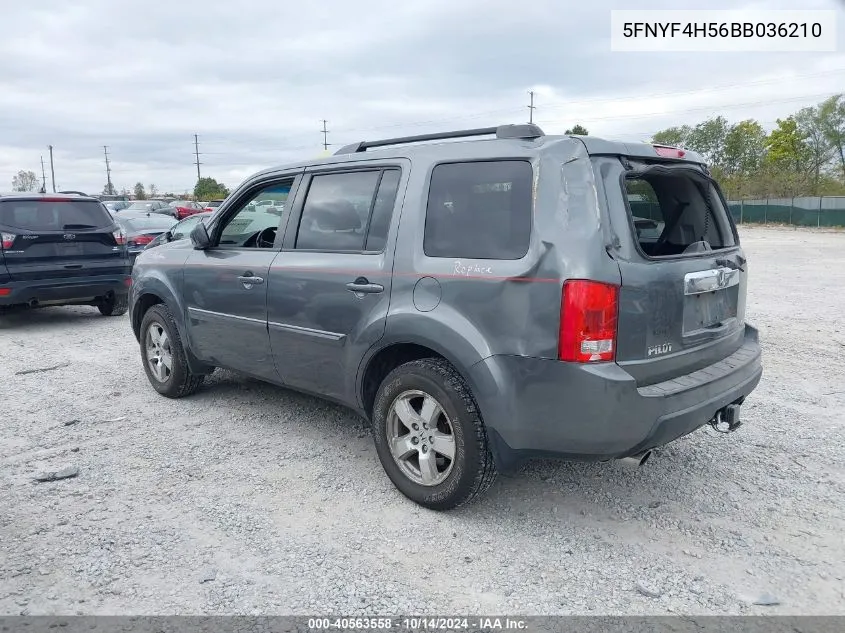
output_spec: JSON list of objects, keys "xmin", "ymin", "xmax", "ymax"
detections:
[
  {"xmin": 0, "ymin": 199, "xmax": 112, "ymax": 231},
  {"xmin": 117, "ymin": 216, "xmax": 176, "ymax": 232},
  {"xmin": 624, "ymin": 169, "xmax": 735, "ymax": 257}
]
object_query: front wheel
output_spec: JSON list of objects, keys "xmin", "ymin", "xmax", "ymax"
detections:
[
  {"xmin": 139, "ymin": 304, "xmax": 203, "ymax": 398},
  {"xmin": 371, "ymin": 358, "xmax": 497, "ymax": 510}
]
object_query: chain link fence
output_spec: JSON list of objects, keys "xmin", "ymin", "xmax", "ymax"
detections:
[{"xmin": 726, "ymin": 197, "xmax": 845, "ymax": 227}]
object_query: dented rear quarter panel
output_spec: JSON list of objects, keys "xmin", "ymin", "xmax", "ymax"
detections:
[{"xmin": 381, "ymin": 137, "xmax": 620, "ymax": 371}]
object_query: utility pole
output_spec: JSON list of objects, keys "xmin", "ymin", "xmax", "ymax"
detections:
[
  {"xmin": 40, "ymin": 156, "xmax": 47, "ymax": 192},
  {"xmin": 321, "ymin": 120, "xmax": 330, "ymax": 151},
  {"xmin": 193, "ymin": 134, "xmax": 202, "ymax": 181},
  {"xmin": 48, "ymin": 145, "xmax": 56, "ymax": 192},
  {"xmin": 527, "ymin": 90, "xmax": 536, "ymax": 124},
  {"xmin": 103, "ymin": 146, "xmax": 113, "ymax": 194}
]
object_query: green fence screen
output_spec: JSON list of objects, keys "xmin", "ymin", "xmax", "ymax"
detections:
[{"xmin": 726, "ymin": 197, "xmax": 845, "ymax": 227}]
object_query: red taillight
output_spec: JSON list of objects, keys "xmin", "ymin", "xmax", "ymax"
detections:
[
  {"xmin": 559, "ymin": 280, "xmax": 619, "ymax": 363},
  {"xmin": 1, "ymin": 232, "xmax": 16, "ymax": 249},
  {"xmin": 0, "ymin": 288, "xmax": 11, "ymax": 296},
  {"xmin": 132, "ymin": 235, "xmax": 154, "ymax": 246},
  {"xmin": 654, "ymin": 145, "xmax": 686, "ymax": 159},
  {"xmin": 124, "ymin": 278, "xmax": 132, "ymax": 287},
  {"xmin": 112, "ymin": 228, "xmax": 126, "ymax": 245}
]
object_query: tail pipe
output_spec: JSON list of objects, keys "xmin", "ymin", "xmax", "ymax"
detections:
[{"xmin": 617, "ymin": 450, "xmax": 653, "ymax": 470}]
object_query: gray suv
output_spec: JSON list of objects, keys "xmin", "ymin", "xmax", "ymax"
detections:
[{"xmin": 129, "ymin": 124, "xmax": 762, "ymax": 510}]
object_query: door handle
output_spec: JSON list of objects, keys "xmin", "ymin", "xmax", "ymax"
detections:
[
  {"xmin": 346, "ymin": 277, "xmax": 384, "ymax": 294},
  {"xmin": 237, "ymin": 274, "xmax": 265, "ymax": 288}
]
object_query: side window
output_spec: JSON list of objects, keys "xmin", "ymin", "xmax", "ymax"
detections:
[
  {"xmin": 423, "ymin": 160, "xmax": 532, "ymax": 260},
  {"xmin": 217, "ymin": 179, "xmax": 294, "ymax": 248},
  {"xmin": 365, "ymin": 169, "xmax": 401, "ymax": 252},
  {"xmin": 295, "ymin": 170, "xmax": 382, "ymax": 251}
]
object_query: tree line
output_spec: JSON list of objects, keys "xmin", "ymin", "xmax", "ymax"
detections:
[
  {"xmin": 127, "ymin": 177, "xmax": 229, "ymax": 201},
  {"xmin": 565, "ymin": 95, "xmax": 845, "ymax": 199},
  {"xmin": 8, "ymin": 170, "xmax": 230, "ymax": 201},
  {"xmin": 649, "ymin": 94, "xmax": 845, "ymax": 199}
]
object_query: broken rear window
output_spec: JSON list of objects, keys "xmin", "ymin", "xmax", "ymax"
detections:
[{"xmin": 623, "ymin": 169, "xmax": 736, "ymax": 257}]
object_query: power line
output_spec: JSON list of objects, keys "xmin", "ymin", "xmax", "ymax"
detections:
[
  {"xmin": 536, "ymin": 90, "xmax": 842, "ymax": 126},
  {"xmin": 193, "ymin": 134, "xmax": 202, "ymax": 181},
  {"xmin": 195, "ymin": 67, "xmax": 845, "ymax": 150},
  {"xmin": 528, "ymin": 90, "xmax": 536, "ymax": 124},
  {"xmin": 321, "ymin": 120, "xmax": 330, "ymax": 151},
  {"xmin": 535, "ymin": 68, "xmax": 845, "ymax": 116}
]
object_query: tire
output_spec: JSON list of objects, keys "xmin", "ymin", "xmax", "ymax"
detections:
[
  {"xmin": 139, "ymin": 303, "xmax": 203, "ymax": 398},
  {"xmin": 98, "ymin": 293, "xmax": 129, "ymax": 316},
  {"xmin": 371, "ymin": 358, "xmax": 497, "ymax": 510}
]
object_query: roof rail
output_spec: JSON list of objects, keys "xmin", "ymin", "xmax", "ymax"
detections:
[{"xmin": 333, "ymin": 123, "xmax": 545, "ymax": 155}]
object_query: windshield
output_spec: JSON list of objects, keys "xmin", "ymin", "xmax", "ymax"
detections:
[
  {"xmin": 171, "ymin": 215, "xmax": 203, "ymax": 238},
  {"xmin": 0, "ymin": 199, "xmax": 112, "ymax": 231}
]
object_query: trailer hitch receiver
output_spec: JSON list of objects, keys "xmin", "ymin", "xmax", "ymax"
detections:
[{"xmin": 709, "ymin": 404, "xmax": 742, "ymax": 433}]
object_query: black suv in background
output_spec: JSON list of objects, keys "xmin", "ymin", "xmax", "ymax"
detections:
[{"xmin": 0, "ymin": 193, "xmax": 131, "ymax": 315}]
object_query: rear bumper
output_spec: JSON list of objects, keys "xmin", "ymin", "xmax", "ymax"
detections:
[
  {"xmin": 0, "ymin": 274, "xmax": 131, "ymax": 307},
  {"xmin": 468, "ymin": 324, "xmax": 762, "ymax": 470}
]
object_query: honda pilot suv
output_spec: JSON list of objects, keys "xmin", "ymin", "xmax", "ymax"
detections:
[
  {"xmin": 129, "ymin": 125, "xmax": 762, "ymax": 510},
  {"xmin": 1, "ymin": 193, "xmax": 131, "ymax": 315}
]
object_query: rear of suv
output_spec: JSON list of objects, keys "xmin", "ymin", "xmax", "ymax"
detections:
[
  {"xmin": 0, "ymin": 193, "xmax": 131, "ymax": 315},
  {"xmin": 129, "ymin": 124, "xmax": 762, "ymax": 510}
]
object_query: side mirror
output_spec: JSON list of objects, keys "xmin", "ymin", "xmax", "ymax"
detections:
[{"xmin": 190, "ymin": 222, "xmax": 211, "ymax": 250}]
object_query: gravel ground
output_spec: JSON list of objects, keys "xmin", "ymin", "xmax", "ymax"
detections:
[{"xmin": 1, "ymin": 225, "xmax": 843, "ymax": 616}]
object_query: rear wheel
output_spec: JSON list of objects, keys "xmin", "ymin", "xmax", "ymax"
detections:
[
  {"xmin": 371, "ymin": 358, "xmax": 497, "ymax": 510},
  {"xmin": 139, "ymin": 304, "xmax": 203, "ymax": 398},
  {"xmin": 98, "ymin": 293, "xmax": 129, "ymax": 316}
]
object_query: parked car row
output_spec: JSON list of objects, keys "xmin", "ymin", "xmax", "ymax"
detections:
[{"xmin": 103, "ymin": 199, "xmax": 221, "ymax": 220}]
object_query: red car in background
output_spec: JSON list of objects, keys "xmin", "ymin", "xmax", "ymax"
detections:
[
  {"xmin": 203, "ymin": 199, "xmax": 225, "ymax": 213},
  {"xmin": 168, "ymin": 200, "xmax": 204, "ymax": 220}
]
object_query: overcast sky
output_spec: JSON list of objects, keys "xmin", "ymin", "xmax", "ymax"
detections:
[{"xmin": 1, "ymin": 0, "xmax": 843, "ymax": 195}]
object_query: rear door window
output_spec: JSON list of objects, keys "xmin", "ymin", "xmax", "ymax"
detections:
[
  {"xmin": 424, "ymin": 160, "xmax": 532, "ymax": 260},
  {"xmin": 624, "ymin": 169, "xmax": 736, "ymax": 257}
]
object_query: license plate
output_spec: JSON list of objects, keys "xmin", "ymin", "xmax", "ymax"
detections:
[
  {"xmin": 686, "ymin": 291, "xmax": 735, "ymax": 332},
  {"xmin": 58, "ymin": 243, "xmax": 84, "ymax": 256}
]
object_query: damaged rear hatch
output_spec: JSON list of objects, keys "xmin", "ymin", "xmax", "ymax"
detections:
[{"xmin": 592, "ymin": 145, "xmax": 748, "ymax": 386}]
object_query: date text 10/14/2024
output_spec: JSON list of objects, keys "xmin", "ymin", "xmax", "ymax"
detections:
[{"xmin": 307, "ymin": 617, "xmax": 528, "ymax": 631}]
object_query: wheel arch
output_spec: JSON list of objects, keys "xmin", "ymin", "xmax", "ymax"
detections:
[
  {"xmin": 131, "ymin": 277, "xmax": 212, "ymax": 375},
  {"xmin": 357, "ymin": 327, "xmax": 487, "ymax": 421}
]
